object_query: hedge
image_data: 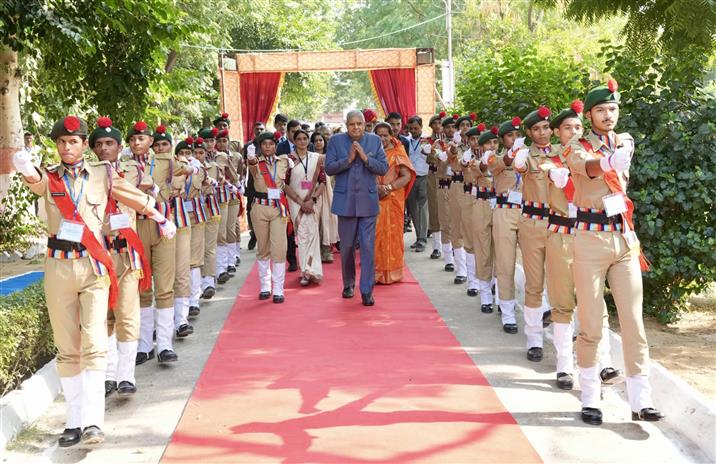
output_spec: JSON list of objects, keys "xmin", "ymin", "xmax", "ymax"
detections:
[{"xmin": 0, "ymin": 281, "xmax": 55, "ymax": 396}]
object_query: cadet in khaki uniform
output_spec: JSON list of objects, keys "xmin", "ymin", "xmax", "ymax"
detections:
[
  {"xmin": 431, "ymin": 115, "xmax": 460, "ymax": 271},
  {"xmin": 488, "ymin": 117, "xmax": 524, "ymax": 334},
  {"xmin": 216, "ymin": 126, "xmax": 244, "ymax": 270},
  {"xmin": 201, "ymin": 141, "xmax": 225, "ymax": 299},
  {"xmin": 426, "ymin": 113, "xmax": 443, "ymax": 259},
  {"xmin": 136, "ymin": 125, "xmax": 194, "ymax": 364},
  {"xmin": 247, "ymin": 131, "xmax": 290, "ymax": 303},
  {"xmin": 458, "ymin": 123, "xmax": 484, "ymax": 297},
  {"xmin": 565, "ymin": 79, "xmax": 663, "ymax": 425},
  {"xmin": 512, "ymin": 107, "xmax": 554, "ymax": 362},
  {"xmin": 13, "ymin": 116, "xmax": 175, "ymax": 447},
  {"xmin": 90, "ymin": 117, "xmax": 153, "ymax": 399}
]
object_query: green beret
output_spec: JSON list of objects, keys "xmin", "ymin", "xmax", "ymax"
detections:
[
  {"xmin": 49, "ymin": 116, "xmax": 88, "ymax": 140},
  {"xmin": 89, "ymin": 117, "xmax": 122, "ymax": 147},
  {"xmin": 152, "ymin": 125, "xmax": 172, "ymax": 144},
  {"xmin": 442, "ymin": 115, "xmax": 458, "ymax": 126},
  {"xmin": 465, "ymin": 127, "xmax": 481, "ymax": 138},
  {"xmin": 550, "ymin": 100, "xmax": 584, "ymax": 129},
  {"xmin": 498, "ymin": 117, "xmax": 522, "ymax": 137},
  {"xmin": 584, "ymin": 79, "xmax": 621, "ymax": 112},
  {"xmin": 125, "ymin": 121, "xmax": 153, "ymax": 141},
  {"xmin": 429, "ymin": 112, "xmax": 446, "ymax": 125},
  {"xmin": 198, "ymin": 127, "xmax": 219, "ymax": 139},
  {"xmin": 213, "ymin": 112, "xmax": 230, "ymax": 127},
  {"xmin": 174, "ymin": 140, "xmax": 191, "ymax": 154},
  {"xmin": 478, "ymin": 129, "xmax": 498, "ymax": 145},
  {"xmin": 455, "ymin": 113, "xmax": 476, "ymax": 127},
  {"xmin": 256, "ymin": 131, "xmax": 279, "ymax": 146},
  {"xmin": 523, "ymin": 106, "xmax": 552, "ymax": 129}
]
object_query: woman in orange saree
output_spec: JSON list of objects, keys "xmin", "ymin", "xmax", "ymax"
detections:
[{"xmin": 374, "ymin": 122, "xmax": 416, "ymax": 284}]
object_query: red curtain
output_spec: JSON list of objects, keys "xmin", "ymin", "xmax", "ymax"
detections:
[
  {"xmin": 240, "ymin": 72, "xmax": 284, "ymax": 143},
  {"xmin": 369, "ymin": 68, "xmax": 417, "ymax": 126}
]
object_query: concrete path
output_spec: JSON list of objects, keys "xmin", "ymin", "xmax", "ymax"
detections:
[{"xmin": 2, "ymin": 234, "xmax": 710, "ymax": 463}]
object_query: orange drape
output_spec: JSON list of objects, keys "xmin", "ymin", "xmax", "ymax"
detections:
[{"xmin": 375, "ymin": 139, "xmax": 416, "ymax": 285}]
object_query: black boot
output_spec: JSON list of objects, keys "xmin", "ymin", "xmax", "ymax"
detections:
[{"xmin": 58, "ymin": 428, "xmax": 82, "ymax": 448}]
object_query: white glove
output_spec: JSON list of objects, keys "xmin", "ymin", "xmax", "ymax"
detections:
[
  {"xmin": 229, "ymin": 183, "xmax": 239, "ymax": 194},
  {"xmin": 438, "ymin": 151, "xmax": 448, "ymax": 162},
  {"xmin": 461, "ymin": 151, "xmax": 472, "ymax": 165},
  {"xmin": 600, "ymin": 147, "xmax": 631, "ymax": 172},
  {"xmin": 151, "ymin": 211, "xmax": 177, "ymax": 239},
  {"xmin": 209, "ymin": 178, "xmax": 218, "ymax": 187},
  {"xmin": 237, "ymin": 181, "xmax": 245, "ymax": 195},
  {"xmin": 452, "ymin": 132, "xmax": 461, "ymax": 144},
  {"xmin": 513, "ymin": 148, "xmax": 529, "ymax": 169},
  {"xmin": 246, "ymin": 144, "xmax": 256, "ymax": 159},
  {"xmin": 512, "ymin": 137, "xmax": 526, "ymax": 152},
  {"xmin": 421, "ymin": 143, "xmax": 432, "ymax": 154},
  {"xmin": 150, "ymin": 184, "xmax": 160, "ymax": 196},
  {"xmin": 121, "ymin": 147, "xmax": 132, "ymax": 157},
  {"xmin": 189, "ymin": 158, "xmax": 202, "ymax": 171},
  {"xmin": 12, "ymin": 150, "xmax": 36, "ymax": 177},
  {"xmin": 480, "ymin": 150, "xmax": 494, "ymax": 165},
  {"xmin": 549, "ymin": 168, "xmax": 570, "ymax": 189}
]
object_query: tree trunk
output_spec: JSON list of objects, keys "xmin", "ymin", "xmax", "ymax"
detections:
[{"xmin": 0, "ymin": 45, "xmax": 23, "ymax": 203}]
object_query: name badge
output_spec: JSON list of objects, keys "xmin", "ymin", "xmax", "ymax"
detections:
[
  {"xmin": 507, "ymin": 190, "xmax": 523, "ymax": 205},
  {"xmin": 183, "ymin": 200, "xmax": 194, "ymax": 212},
  {"xmin": 57, "ymin": 219, "xmax": 84, "ymax": 243},
  {"xmin": 471, "ymin": 186, "xmax": 478, "ymax": 196},
  {"xmin": 602, "ymin": 192, "xmax": 627, "ymax": 217},
  {"xmin": 109, "ymin": 213, "xmax": 130, "ymax": 231},
  {"xmin": 568, "ymin": 202, "xmax": 578, "ymax": 219},
  {"xmin": 268, "ymin": 188, "xmax": 281, "ymax": 200},
  {"xmin": 623, "ymin": 230, "xmax": 640, "ymax": 250},
  {"xmin": 300, "ymin": 180, "xmax": 313, "ymax": 190},
  {"xmin": 489, "ymin": 198, "xmax": 497, "ymax": 209}
]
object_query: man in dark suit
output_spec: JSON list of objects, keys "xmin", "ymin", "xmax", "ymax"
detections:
[
  {"xmin": 386, "ymin": 112, "xmax": 413, "ymax": 233},
  {"xmin": 325, "ymin": 110, "xmax": 389, "ymax": 306},
  {"xmin": 243, "ymin": 121, "xmax": 265, "ymax": 250}
]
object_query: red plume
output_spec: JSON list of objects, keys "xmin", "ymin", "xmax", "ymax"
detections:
[
  {"xmin": 571, "ymin": 99, "xmax": 584, "ymax": 114},
  {"xmin": 439, "ymin": 111, "xmax": 446, "ymax": 118},
  {"xmin": 155, "ymin": 125, "xmax": 167, "ymax": 134},
  {"xmin": 219, "ymin": 129, "xmax": 229, "ymax": 138},
  {"xmin": 452, "ymin": 113, "xmax": 459, "ymax": 120},
  {"xmin": 134, "ymin": 121, "xmax": 148, "ymax": 131},
  {"xmin": 196, "ymin": 137, "xmax": 204, "ymax": 144},
  {"xmin": 537, "ymin": 106, "xmax": 551, "ymax": 118},
  {"xmin": 97, "ymin": 116, "xmax": 112, "ymax": 129},
  {"xmin": 221, "ymin": 112, "xmax": 229, "ymax": 119},
  {"xmin": 607, "ymin": 78, "xmax": 618, "ymax": 93},
  {"xmin": 211, "ymin": 127, "xmax": 219, "ymax": 137},
  {"xmin": 185, "ymin": 136, "xmax": 194, "ymax": 145},
  {"xmin": 362, "ymin": 109, "xmax": 377, "ymax": 122},
  {"xmin": 469, "ymin": 112, "xmax": 477, "ymax": 121},
  {"xmin": 512, "ymin": 116, "xmax": 522, "ymax": 127},
  {"xmin": 63, "ymin": 116, "xmax": 81, "ymax": 133},
  {"xmin": 477, "ymin": 123, "xmax": 486, "ymax": 132},
  {"xmin": 491, "ymin": 126, "xmax": 499, "ymax": 135},
  {"xmin": 273, "ymin": 131, "xmax": 282, "ymax": 140}
]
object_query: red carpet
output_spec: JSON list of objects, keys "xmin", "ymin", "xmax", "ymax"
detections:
[{"xmin": 162, "ymin": 259, "xmax": 541, "ymax": 463}]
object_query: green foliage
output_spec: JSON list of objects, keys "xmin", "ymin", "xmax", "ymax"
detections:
[
  {"xmin": 0, "ymin": 174, "xmax": 43, "ymax": 253},
  {"xmin": 0, "ymin": 281, "xmax": 55, "ymax": 396},
  {"xmin": 601, "ymin": 44, "xmax": 716, "ymax": 322}
]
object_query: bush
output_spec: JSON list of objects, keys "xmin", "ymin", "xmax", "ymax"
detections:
[
  {"xmin": 0, "ymin": 173, "xmax": 43, "ymax": 253},
  {"xmin": 0, "ymin": 281, "xmax": 55, "ymax": 395}
]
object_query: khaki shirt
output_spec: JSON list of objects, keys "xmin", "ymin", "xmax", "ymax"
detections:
[
  {"xmin": 489, "ymin": 150, "xmax": 522, "ymax": 195},
  {"xmin": 103, "ymin": 158, "xmax": 154, "ymax": 235},
  {"xmin": 448, "ymin": 143, "xmax": 470, "ymax": 176},
  {"xmin": 186, "ymin": 163, "xmax": 209, "ymax": 200},
  {"xmin": 467, "ymin": 155, "xmax": 494, "ymax": 190},
  {"xmin": 462, "ymin": 149, "xmax": 479, "ymax": 185},
  {"xmin": 203, "ymin": 160, "xmax": 221, "ymax": 196},
  {"xmin": 540, "ymin": 147, "xmax": 571, "ymax": 217},
  {"xmin": 515, "ymin": 144, "xmax": 553, "ymax": 204},
  {"xmin": 136, "ymin": 151, "xmax": 188, "ymax": 204},
  {"xmin": 428, "ymin": 139, "xmax": 452, "ymax": 180},
  {"xmin": 229, "ymin": 151, "xmax": 245, "ymax": 180},
  {"xmin": 215, "ymin": 151, "xmax": 238, "ymax": 184},
  {"xmin": 565, "ymin": 131, "xmax": 632, "ymax": 210},
  {"xmin": 249, "ymin": 155, "xmax": 289, "ymax": 193}
]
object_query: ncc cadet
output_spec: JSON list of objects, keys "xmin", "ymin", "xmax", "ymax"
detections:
[
  {"xmin": 565, "ymin": 79, "xmax": 663, "ymax": 425},
  {"xmin": 247, "ymin": 131, "xmax": 291, "ymax": 303},
  {"xmin": 136, "ymin": 124, "xmax": 195, "ymax": 365},
  {"xmin": 89, "ymin": 117, "xmax": 153, "ymax": 399},
  {"xmin": 12, "ymin": 116, "xmax": 176, "ymax": 447},
  {"xmin": 201, "ymin": 134, "xmax": 225, "ymax": 299},
  {"xmin": 432, "ymin": 114, "xmax": 460, "ymax": 272},
  {"xmin": 426, "ymin": 112, "xmax": 444, "ymax": 259},
  {"xmin": 459, "ymin": 122, "xmax": 483, "ymax": 297},
  {"xmin": 214, "ymin": 114, "xmax": 244, "ymax": 269},
  {"xmin": 511, "ymin": 106, "xmax": 554, "ymax": 362},
  {"xmin": 488, "ymin": 117, "xmax": 523, "ymax": 333},
  {"xmin": 470, "ymin": 125, "xmax": 499, "ymax": 312}
]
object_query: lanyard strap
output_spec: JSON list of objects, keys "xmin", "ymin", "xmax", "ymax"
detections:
[
  {"xmin": 62, "ymin": 171, "xmax": 87, "ymax": 215},
  {"xmin": 296, "ymin": 154, "xmax": 309, "ymax": 179}
]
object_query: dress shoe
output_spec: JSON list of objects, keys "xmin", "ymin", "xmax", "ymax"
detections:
[
  {"xmin": 259, "ymin": 291, "xmax": 271, "ymax": 300},
  {"xmin": 188, "ymin": 306, "xmax": 200, "ymax": 317},
  {"xmin": 135, "ymin": 349, "xmax": 155, "ymax": 365},
  {"xmin": 503, "ymin": 323, "xmax": 518, "ymax": 334},
  {"xmin": 414, "ymin": 243, "xmax": 425, "ymax": 252},
  {"xmin": 631, "ymin": 408, "xmax": 665, "ymax": 422},
  {"xmin": 444, "ymin": 263, "xmax": 454, "ymax": 272},
  {"xmin": 361, "ymin": 293, "xmax": 375, "ymax": 306},
  {"xmin": 176, "ymin": 324, "xmax": 193, "ymax": 338},
  {"xmin": 556, "ymin": 372, "xmax": 574, "ymax": 390},
  {"xmin": 58, "ymin": 428, "xmax": 81, "ymax": 448},
  {"xmin": 600, "ymin": 367, "xmax": 624, "ymax": 385},
  {"xmin": 201, "ymin": 286, "xmax": 215, "ymax": 299},
  {"xmin": 273, "ymin": 295, "xmax": 285, "ymax": 304},
  {"xmin": 227, "ymin": 265, "xmax": 237, "ymax": 274},
  {"xmin": 157, "ymin": 349, "xmax": 178, "ymax": 363},
  {"xmin": 542, "ymin": 309, "xmax": 552, "ymax": 327},
  {"xmin": 527, "ymin": 347, "xmax": 543, "ymax": 362},
  {"xmin": 481, "ymin": 304, "xmax": 493, "ymax": 314},
  {"xmin": 217, "ymin": 272, "xmax": 230, "ymax": 284},
  {"xmin": 81, "ymin": 425, "xmax": 105, "ymax": 445},
  {"xmin": 288, "ymin": 262, "xmax": 298, "ymax": 272},
  {"xmin": 247, "ymin": 235, "xmax": 257, "ymax": 250},
  {"xmin": 104, "ymin": 380, "xmax": 117, "ymax": 397},
  {"xmin": 117, "ymin": 381, "xmax": 137, "ymax": 397},
  {"xmin": 454, "ymin": 275, "xmax": 467, "ymax": 284},
  {"xmin": 410, "ymin": 241, "xmax": 419, "ymax": 249},
  {"xmin": 430, "ymin": 249, "xmax": 441, "ymax": 259},
  {"xmin": 342, "ymin": 286, "xmax": 355, "ymax": 298},
  {"xmin": 581, "ymin": 407, "xmax": 603, "ymax": 425},
  {"xmin": 466, "ymin": 288, "xmax": 478, "ymax": 297}
]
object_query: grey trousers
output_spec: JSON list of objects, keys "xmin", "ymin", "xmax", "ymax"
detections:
[{"xmin": 407, "ymin": 175, "xmax": 428, "ymax": 242}]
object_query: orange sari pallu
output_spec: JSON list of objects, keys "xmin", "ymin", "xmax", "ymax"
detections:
[{"xmin": 375, "ymin": 139, "xmax": 416, "ymax": 284}]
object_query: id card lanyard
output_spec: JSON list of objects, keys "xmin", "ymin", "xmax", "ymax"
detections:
[{"xmin": 62, "ymin": 171, "xmax": 87, "ymax": 219}]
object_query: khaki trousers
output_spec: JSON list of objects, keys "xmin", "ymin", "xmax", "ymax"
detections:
[
  {"xmin": 437, "ymin": 185, "xmax": 451, "ymax": 244},
  {"xmin": 107, "ymin": 252, "xmax": 140, "ymax": 342},
  {"xmin": 45, "ymin": 257, "xmax": 109, "ymax": 377},
  {"xmin": 518, "ymin": 217, "xmax": 549, "ymax": 308},
  {"xmin": 202, "ymin": 217, "xmax": 220, "ymax": 278},
  {"xmin": 251, "ymin": 203, "xmax": 287, "ymax": 262},
  {"xmin": 460, "ymin": 191, "xmax": 475, "ymax": 253},
  {"xmin": 173, "ymin": 226, "xmax": 191, "ymax": 298},
  {"xmin": 574, "ymin": 230, "xmax": 649, "ymax": 376},
  {"xmin": 190, "ymin": 221, "xmax": 205, "ymax": 268},
  {"xmin": 427, "ymin": 171, "xmax": 440, "ymax": 233},
  {"xmin": 545, "ymin": 231, "xmax": 576, "ymax": 324},
  {"xmin": 138, "ymin": 218, "xmax": 176, "ymax": 309},
  {"xmin": 448, "ymin": 182, "xmax": 464, "ymax": 249},
  {"xmin": 471, "ymin": 199, "xmax": 494, "ymax": 281},
  {"xmin": 227, "ymin": 201, "xmax": 241, "ymax": 244},
  {"xmin": 492, "ymin": 208, "xmax": 520, "ymax": 301},
  {"xmin": 217, "ymin": 202, "xmax": 229, "ymax": 246}
]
